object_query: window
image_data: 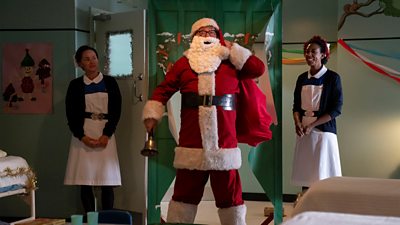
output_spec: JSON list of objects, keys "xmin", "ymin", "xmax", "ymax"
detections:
[{"xmin": 105, "ymin": 30, "xmax": 133, "ymax": 78}]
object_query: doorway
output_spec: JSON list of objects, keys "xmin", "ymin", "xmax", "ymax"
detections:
[{"xmin": 93, "ymin": 9, "xmax": 147, "ymax": 225}]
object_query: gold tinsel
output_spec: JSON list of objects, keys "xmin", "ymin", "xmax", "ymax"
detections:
[{"xmin": 1, "ymin": 166, "xmax": 38, "ymax": 191}]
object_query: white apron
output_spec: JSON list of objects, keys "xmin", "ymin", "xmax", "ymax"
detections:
[
  {"xmin": 64, "ymin": 74, "xmax": 121, "ymax": 186},
  {"xmin": 291, "ymin": 75, "xmax": 341, "ymax": 187}
]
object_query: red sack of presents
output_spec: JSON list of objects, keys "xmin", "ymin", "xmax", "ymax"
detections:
[{"xmin": 236, "ymin": 79, "xmax": 272, "ymax": 146}]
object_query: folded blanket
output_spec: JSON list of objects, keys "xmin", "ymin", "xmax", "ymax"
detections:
[{"xmin": 0, "ymin": 156, "xmax": 30, "ymax": 188}]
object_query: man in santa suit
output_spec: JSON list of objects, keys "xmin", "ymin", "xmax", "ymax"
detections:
[{"xmin": 142, "ymin": 18, "xmax": 267, "ymax": 225}]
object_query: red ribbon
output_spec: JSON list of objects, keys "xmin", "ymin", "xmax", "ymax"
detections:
[{"xmin": 338, "ymin": 39, "xmax": 400, "ymax": 84}]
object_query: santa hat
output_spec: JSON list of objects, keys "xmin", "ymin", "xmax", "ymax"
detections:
[
  {"xmin": 190, "ymin": 18, "xmax": 225, "ymax": 46},
  {"xmin": 190, "ymin": 18, "xmax": 219, "ymax": 36}
]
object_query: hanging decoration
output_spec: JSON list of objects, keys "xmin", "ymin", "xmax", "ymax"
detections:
[
  {"xmin": 282, "ymin": 48, "xmax": 306, "ymax": 64},
  {"xmin": 338, "ymin": 39, "xmax": 400, "ymax": 84},
  {"xmin": 156, "ymin": 32, "xmax": 259, "ymax": 75},
  {"xmin": 282, "ymin": 44, "xmax": 336, "ymax": 65},
  {"xmin": 282, "ymin": 57, "xmax": 306, "ymax": 65},
  {"xmin": 283, "ymin": 54, "xmax": 305, "ymax": 64},
  {"xmin": 345, "ymin": 41, "xmax": 400, "ymax": 59}
]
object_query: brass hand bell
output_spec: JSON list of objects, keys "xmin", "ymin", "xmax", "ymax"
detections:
[{"xmin": 141, "ymin": 130, "xmax": 158, "ymax": 157}]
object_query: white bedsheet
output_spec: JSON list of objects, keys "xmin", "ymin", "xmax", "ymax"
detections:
[
  {"xmin": 283, "ymin": 211, "xmax": 400, "ymax": 225},
  {"xmin": 0, "ymin": 156, "xmax": 30, "ymax": 189},
  {"xmin": 292, "ymin": 176, "xmax": 400, "ymax": 217}
]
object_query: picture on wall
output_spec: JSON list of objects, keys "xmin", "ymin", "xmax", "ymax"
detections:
[{"xmin": 2, "ymin": 43, "xmax": 53, "ymax": 114}]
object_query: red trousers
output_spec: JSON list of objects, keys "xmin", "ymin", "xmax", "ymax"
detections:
[{"xmin": 172, "ymin": 168, "xmax": 244, "ymax": 208}]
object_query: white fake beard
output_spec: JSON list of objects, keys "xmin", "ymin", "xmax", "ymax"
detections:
[{"xmin": 186, "ymin": 36, "xmax": 229, "ymax": 74}]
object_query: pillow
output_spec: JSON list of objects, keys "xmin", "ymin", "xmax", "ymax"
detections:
[{"xmin": 0, "ymin": 149, "xmax": 7, "ymax": 157}]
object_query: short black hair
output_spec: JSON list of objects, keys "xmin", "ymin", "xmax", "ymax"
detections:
[
  {"xmin": 74, "ymin": 45, "xmax": 98, "ymax": 63},
  {"xmin": 304, "ymin": 36, "xmax": 330, "ymax": 64}
]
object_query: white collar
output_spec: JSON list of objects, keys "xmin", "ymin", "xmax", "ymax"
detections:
[
  {"xmin": 308, "ymin": 65, "xmax": 327, "ymax": 79},
  {"xmin": 84, "ymin": 72, "xmax": 103, "ymax": 85}
]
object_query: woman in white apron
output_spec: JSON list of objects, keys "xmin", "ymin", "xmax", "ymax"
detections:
[
  {"xmin": 64, "ymin": 45, "xmax": 122, "ymax": 213},
  {"xmin": 291, "ymin": 36, "xmax": 343, "ymax": 196}
]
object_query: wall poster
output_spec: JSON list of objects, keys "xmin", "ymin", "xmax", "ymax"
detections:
[{"xmin": 2, "ymin": 43, "xmax": 53, "ymax": 114}]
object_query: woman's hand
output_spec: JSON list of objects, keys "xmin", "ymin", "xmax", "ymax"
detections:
[
  {"xmin": 144, "ymin": 118, "xmax": 157, "ymax": 133},
  {"xmin": 302, "ymin": 114, "xmax": 332, "ymax": 135},
  {"xmin": 81, "ymin": 135, "xmax": 100, "ymax": 148},
  {"xmin": 303, "ymin": 124, "xmax": 314, "ymax": 135},
  {"xmin": 98, "ymin": 135, "xmax": 109, "ymax": 147},
  {"xmin": 295, "ymin": 122, "xmax": 305, "ymax": 137},
  {"xmin": 293, "ymin": 112, "xmax": 304, "ymax": 137}
]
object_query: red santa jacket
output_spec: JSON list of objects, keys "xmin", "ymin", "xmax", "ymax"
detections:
[{"xmin": 143, "ymin": 43, "xmax": 271, "ymax": 171}]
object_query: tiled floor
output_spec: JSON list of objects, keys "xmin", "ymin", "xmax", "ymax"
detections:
[{"xmin": 160, "ymin": 201, "xmax": 294, "ymax": 225}]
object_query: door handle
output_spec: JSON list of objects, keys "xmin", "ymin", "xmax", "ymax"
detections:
[
  {"xmin": 137, "ymin": 73, "xmax": 143, "ymax": 80},
  {"xmin": 133, "ymin": 73, "xmax": 143, "ymax": 104}
]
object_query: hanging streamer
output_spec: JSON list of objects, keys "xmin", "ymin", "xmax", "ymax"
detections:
[
  {"xmin": 282, "ymin": 58, "xmax": 305, "ymax": 64},
  {"xmin": 282, "ymin": 44, "xmax": 336, "ymax": 65},
  {"xmin": 346, "ymin": 42, "xmax": 400, "ymax": 60},
  {"xmin": 283, "ymin": 49, "xmax": 304, "ymax": 54},
  {"xmin": 338, "ymin": 39, "xmax": 400, "ymax": 84}
]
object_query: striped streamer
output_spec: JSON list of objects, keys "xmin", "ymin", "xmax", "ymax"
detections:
[{"xmin": 338, "ymin": 39, "xmax": 400, "ymax": 84}]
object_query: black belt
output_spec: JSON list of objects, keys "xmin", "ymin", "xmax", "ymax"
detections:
[
  {"xmin": 181, "ymin": 93, "xmax": 236, "ymax": 111},
  {"xmin": 301, "ymin": 109, "xmax": 320, "ymax": 117},
  {"xmin": 84, "ymin": 112, "xmax": 109, "ymax": 120}
]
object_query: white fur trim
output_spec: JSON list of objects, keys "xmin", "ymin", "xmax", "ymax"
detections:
[
  {"xmin": 218, "ymin": 204, "xmax": 247, "ymax": 225},
  {"xmin": 167, "ymin": 200, "xmax": 198, "ymax": 224},
  {"xmin": 142, "ymin": 100, "xmax": 164, "ymax": 122},
  {"xmin": 184, "ymin": 36, "xmax": 229, "ymax": 74},
  {"xmin": 173, "ymin": 147, "xmax": 242, "ymax": 170},
  {"xmin": 197, "ymin": 73, "xmax": 218, "ymax": 151},
  {"xmin": 198, "ymin": 73, "xmax": 215, "ymax": 95},
  {"xmin": 191, "ymin": 18, "xmax": 219, "ymax": 36},
  {"xmin": 199, "ymin": 106, "xmax": 218, "ymax": 151},
  {"xmin": 229, "ymin": 43, "xmax": 252, "ymax": 70}
]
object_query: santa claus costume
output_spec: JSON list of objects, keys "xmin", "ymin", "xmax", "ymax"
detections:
[{"xmin": 143, "ymin": 18, "xmax": 270, "ymax": 225}]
